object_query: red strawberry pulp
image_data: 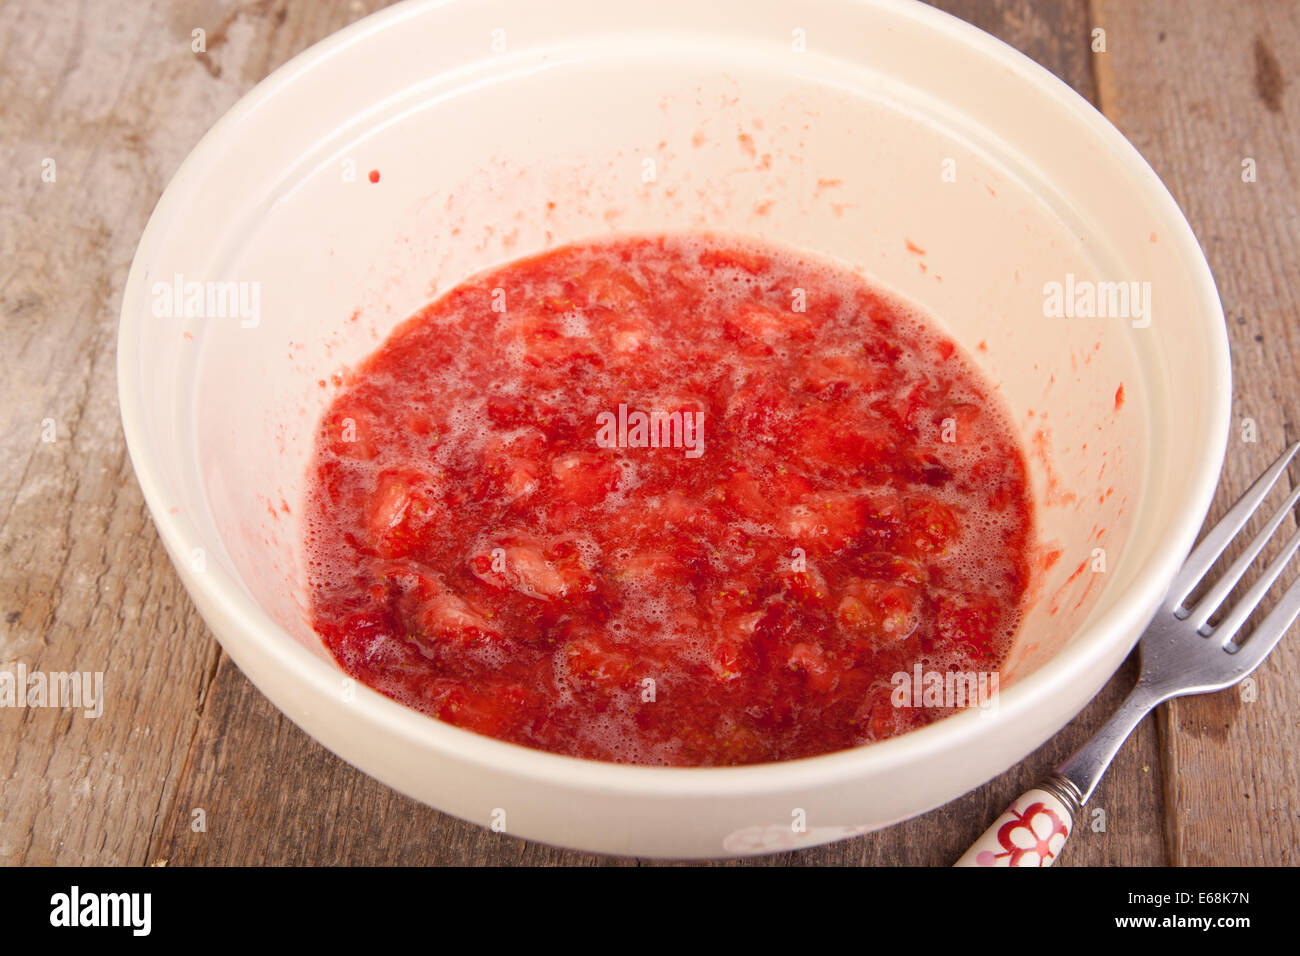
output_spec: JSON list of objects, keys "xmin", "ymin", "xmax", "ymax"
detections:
[{"xmin": 304, "ymin": 235, "xmax": 1032, "ymax": 765}]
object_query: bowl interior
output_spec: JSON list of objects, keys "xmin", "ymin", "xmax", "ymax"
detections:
[{"xmin": 122, "ymin": 0, "xmax": 1225, "ymax": 761}]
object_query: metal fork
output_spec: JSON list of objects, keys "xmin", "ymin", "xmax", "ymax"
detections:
[{"xmin": 955, "ymin": 441, "xmax": 1300, "ymax": 867}]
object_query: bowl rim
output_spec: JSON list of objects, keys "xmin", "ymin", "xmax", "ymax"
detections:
[{"xmin": 116, "ymin": 0, "xmax": 1231, "ymax": 797}]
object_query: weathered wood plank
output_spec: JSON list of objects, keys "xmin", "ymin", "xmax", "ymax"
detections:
[
  {"xmin": 1093, "ymin": 0, "xmax": 1300, "ymax": 866},
  {"xmin": 0, "ymin": 0, "xmax": 231, "ymax": 865}
]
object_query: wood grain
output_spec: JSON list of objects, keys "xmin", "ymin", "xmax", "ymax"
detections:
[
  {"xmin": 0, "ymin": 0, "xmax": 1290, "ymax": 866},
  {"xmin": 1093, "ymin": 0, "xmax": 1300, "ymax": 866},
  {"xmin": 0, "ymin": 0, "xmax": 225, "ymax": 866}
]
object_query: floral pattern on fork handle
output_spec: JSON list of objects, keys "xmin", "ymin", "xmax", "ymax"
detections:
[{"xmin": 953, "ymin": 788, "xmax": 1074, "ymax": 867}]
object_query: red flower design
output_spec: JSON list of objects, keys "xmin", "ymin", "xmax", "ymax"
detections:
[{"xmin": 990, "ymin": 801, "xmax": 1070, "ymax": 866}]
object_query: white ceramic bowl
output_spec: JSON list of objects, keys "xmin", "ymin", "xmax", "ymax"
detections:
[{"xmin": 118, "ymin": 0, "xmax": 1230, "ymax": 857}]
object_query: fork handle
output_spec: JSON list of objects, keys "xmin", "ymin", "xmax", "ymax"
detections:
[
  {"xmin": 952, "ymin": 775, "xmax": 1082, "ymax": 866},
  {"xmin": 954, "ymin": 682, "xmax": 1164, "ymax": 866}
]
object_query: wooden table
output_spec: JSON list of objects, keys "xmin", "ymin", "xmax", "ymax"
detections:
[{"xmin": 2, "ymin": 0, "xmax": 1296, "ymax": 866}]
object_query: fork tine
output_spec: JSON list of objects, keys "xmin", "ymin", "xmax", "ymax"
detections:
[
  {"xmin": 1212, "ymin": 522, "xmax": 1300, "ymax": 648},
  {"xmin": 1185, "ymin": 482, "xmax": 1300, "ymax": 630},
  {"xmin": 1225, "ymin": 557, "xmax": 1300, "ymax": 673},
  {"xmin": 1168, "ymin": 441, "xmax": 1300, "ymax": 609}
]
